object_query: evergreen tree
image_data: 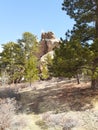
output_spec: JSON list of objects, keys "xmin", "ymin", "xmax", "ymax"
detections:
[
  {"xmin": 49, "ymin": 40, "xmax": 91, "ymax": 84},
  {"xmin": 0, "ymin": 42, "xmax": 24, "ymax": 83},
  {"xmin": 25, "ymin": 54, "xmax": 39, "ymax": 86},
  {"xmin": 62, "ymin": 0, "xmax": 98, "ymax": 88},
  {"xmin": 41, "ymin": 54, "xmax": 52, "ymax": 80},
  {"xmin": 18, "ymin": 32, "xmax": 38, "ymax": 56},
  {"xmin": 18, "ymin": 32, "xmax": 39, "ymax": 85}
]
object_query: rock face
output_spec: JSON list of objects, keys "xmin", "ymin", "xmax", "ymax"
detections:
[
  {"xmin": 38, "ymin": 32, "xmax": 59, "ymax": 58},
  {"xmin": 41, "ymin": 32, "xmax": 55, "ymax": 39},
  {"xmin": 39, "ymin": 51, "xmax": 54, "ymax": 75},
  {"xmin": 40, "ymin": 51, "xmax": 54, "ymax": 63},
  {"xmin": 37, "ymin": 32, "xmax": 59, "ymax": 78}
]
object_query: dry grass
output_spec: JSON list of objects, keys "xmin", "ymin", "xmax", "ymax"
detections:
[{"xmin": 1, "ymin": 79, "xmax": 98, "ymax": 130}]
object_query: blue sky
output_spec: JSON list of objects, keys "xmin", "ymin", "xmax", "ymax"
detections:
[{"xmin": 0, "ymin": 0, "xmax": 74, "ymax": 51}]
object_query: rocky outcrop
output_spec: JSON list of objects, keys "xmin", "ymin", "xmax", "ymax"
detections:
[
  {"xmin": 37, "ymin": 32, "xmax": 60, "ymax": 79},
  {"xmin": 38, "ymin": 32, "xmax": 59, "ymax": 58},
  {"xmin": 39, "ymin": 51, "xmax": 54, "ymax": 76},
  {"xmin": 40, "ymin": 51, "xmax": 54, "ymax": 63},
  {"xmin": 41, "ymin": 32, "xmax": 55, "ymax": 39}
]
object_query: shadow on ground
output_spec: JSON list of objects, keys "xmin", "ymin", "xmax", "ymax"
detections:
[
  {"xmin": 16, "ymin": 82, "xmax": 98, "ymax": 114},
  {"xmin": 0, "ymin": 87, "xmax": 20, "ymax": 100}
]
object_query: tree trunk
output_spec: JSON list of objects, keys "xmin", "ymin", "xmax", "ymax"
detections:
[
  {"xmin": 76, "ymin": 74, "xmax": 80, "ymax": 84},
  {"xmin": 91, "ymin": 67, "xmax": 98, "ymax": 89},
  {"xmin": 91, "ymin": 78, "xmax": 98, "ymax": 89},
  {"xmin": 29, "ymin": 78, "xmax": 32, "ymax": 87},
  {"xmin": 91, "ymin": 79, "xmax": 96, "ymax": 89},
  {"xmin": 95, "ymin": 0, "xmax": 98, "ymax": 38},
  {"xmin": 92, "ymin": 1, "xmax": 98, "ymax": 89}
]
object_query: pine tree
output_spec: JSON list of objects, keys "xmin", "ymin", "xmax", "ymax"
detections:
[
  {"xmin": 25, "ymin": 54, "xmax": 39, "ymax": 86},
  {"xmin": 18, "ymin": 32, "xmax": 39, "ymax": 86},
  {"xmin": 62, "ymin": 0, "xmax": 98, "ymax": 88},
  {"xmin": 0, "ymin": 42, "xmax": 24, "ymax": 84},
  {"xmin": 41, "ymin": 54, "xmax": 52, "ymax": 80},
  {"xmin": 49, "ymin": 40, "xmax": 91, "ymax": 84}
]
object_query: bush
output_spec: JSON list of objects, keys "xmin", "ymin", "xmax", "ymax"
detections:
[
  {"xmin": 35, "ymin": 120, "xmax": 48, "ymax": 130},
  {"xmin": 0, "ymin": 98, "xmax": 16, "ymax": 130}
]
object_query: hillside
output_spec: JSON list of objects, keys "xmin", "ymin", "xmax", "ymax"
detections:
[{"xmin": 0, "ymin": 78, "xmax": 98, "ymax": 130}]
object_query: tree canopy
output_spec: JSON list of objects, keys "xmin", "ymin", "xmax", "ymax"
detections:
[
  {"xmin": 18, "ymin": 32, "xmax": 39, "ymax": 85},
  {"xmin": 48, "ymin": 0, "xmax": 98, "ymax": 88},
  {"xmin": 62, "ymin": 0, "xmax": 98, "ymax": 88},
  {"xmin": 0, "ymin": 32, "xmax": 39, "ymax": 84},
  {"xmin": 0, "ymin": 42, "xmax": 24, "ymax": 83}
]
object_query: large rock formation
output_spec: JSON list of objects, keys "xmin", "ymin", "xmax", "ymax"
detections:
[
  {"xmin": 40, "ymin": 50, "xmax": 54, "ymax": 63},
  {"xmin": 37, "ymin": 32, "xmax": 60, "ymax": 79},
  {"xmin": 38, "ymin": 31, "xmax": 59, "ymax": 58},
  {"xmin": 41, "ymin": 32, "xmax": 55, "ymax": 39},
  {"xmin": 40, "ymin": 50, "xmax": 54, "ymax": 74}
]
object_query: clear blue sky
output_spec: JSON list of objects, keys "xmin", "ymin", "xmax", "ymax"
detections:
[{"xmin": 0, "ymin": 0, "xmax": 74, "ymax": 51}]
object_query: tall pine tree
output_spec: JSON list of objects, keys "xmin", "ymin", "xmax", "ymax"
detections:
[
  {"xmin": 18, "ymin": 32, "xmax": 39, "ymax": 86},
  {"xmin": 62, "ymin": 0, "xmax": 98, "ymax": 88}
]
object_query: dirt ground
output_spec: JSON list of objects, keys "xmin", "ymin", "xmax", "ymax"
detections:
[{"xmin": 1, "ymin": 79, "xmax": 98, "ymax": 130}]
